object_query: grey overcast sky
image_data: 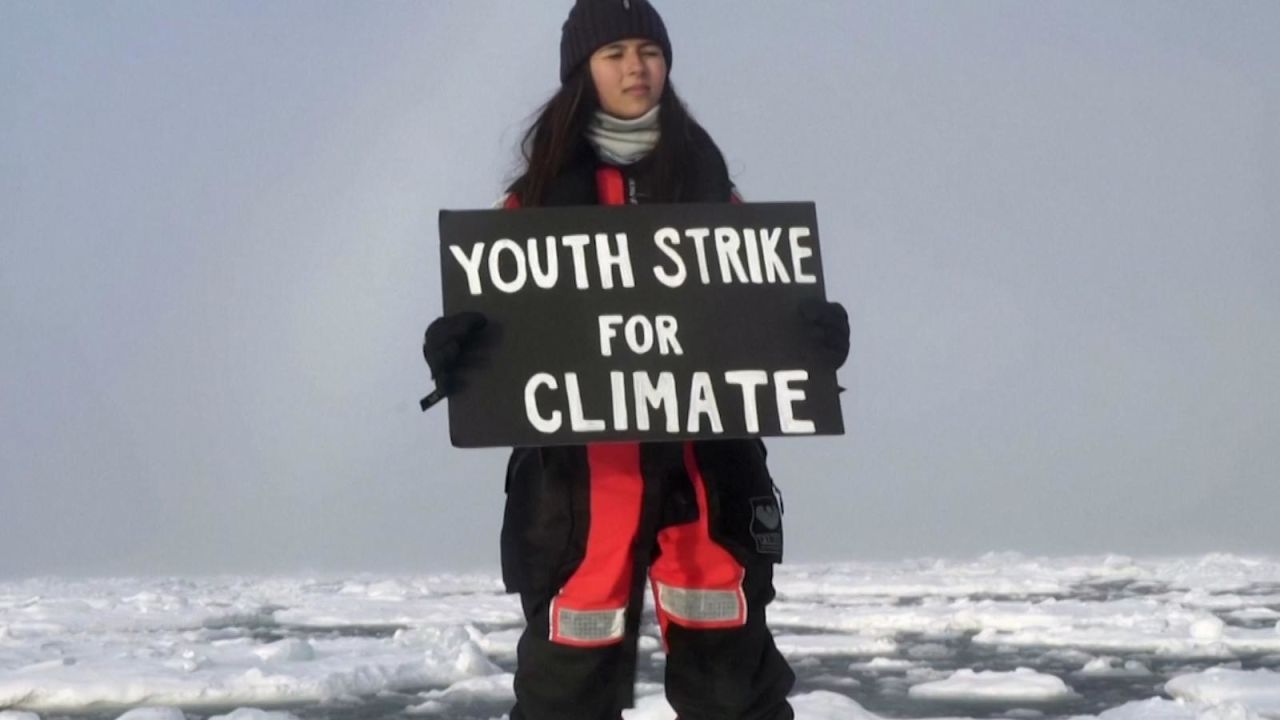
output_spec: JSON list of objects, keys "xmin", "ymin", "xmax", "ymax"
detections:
[{"xmin": 2, "ymin": 1, "xmax": 1278, "ymax": 578}]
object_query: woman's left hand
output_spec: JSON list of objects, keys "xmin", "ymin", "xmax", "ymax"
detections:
[{"xmin": 799, "ymin": 298, "xmax": 849, "ymax": 369}]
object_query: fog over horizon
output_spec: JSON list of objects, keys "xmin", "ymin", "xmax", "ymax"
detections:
[{"xmin": 2, "ymin": 1, "xmax": 1278, "ymax": 579}]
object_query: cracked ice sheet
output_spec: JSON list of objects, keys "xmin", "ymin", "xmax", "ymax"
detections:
[
  {"xmin": 265, "ymin": 577, "xmax": 519, "ymax": 629},
  {"xmin": 0, "ymin": 573, "xmax": 516, "ymax": 713},
  {"xmin": 0, "ymin": 626, "xmax": 502, "ymax": 712},
  {"xmin": 772, "ymin": 633, "xmax": 898, "ymax": 658},
  {"xmin": 4, "ymin": 555, "xmax": 1280, "ymax": 717},
  {"xmin": 625, "ymin": 691, "xmax": 1272, "ymax": 720},
  {"xmin": 768, "ymin": 594, "xmax": 1267, "ymax": 651},
  {"xmin": 404, "ymin": 673, "xmax": 516, "ymax": 715},
  {"xmin": 0, "ymin": 575, "xmax": 518, "ymax": 638},
  {"xmin": 1165, "ymin": 668, "xmax": 1280, "ymax": 716},
  {"xmin": 1068, "ymin": 697, "xmax": 1265, "ymax": 720},
  {"xmin": 768, "ymin": 558, "xmax": 1280, "ymax": 659},
  {"xmin": 774, "ymin": 553, "xmax": 1103, "ymax": 602},
  {"xmin": 906, "ymin": 667, "xmax": 1077, "ymax": 702},
  {"xmin": 968, "ymin": 611, "xmax": 1280, "ymax": 658},
  {"xmin": 623, "ymin": 690, "xmax": 916, "ymax": 720},
  {"xmin": 772, "ymin": 553, "xmax": 1280, "ymax": 603},
  {"xmin": 622, "ymin": 690, "xmax": 1248, "ymax": 720},
  {"xmin": 4, "ymin": 695, "xmax": 1258, "ymax": 720}
]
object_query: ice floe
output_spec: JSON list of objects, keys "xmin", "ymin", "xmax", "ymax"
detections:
[
  {"xmin": 906, "ymin": 667, "xmax": 1077, "ymax": 702},
  {"xmin": 1165, "ymin": 668, "xmax": 1280, "ymax": 716},
  {"xmin": 3, "ymin": 554, "xmax": 1280, "ymax": 718},
  {"xmin": 115, "ymin": 708, "xmax": 187, "ymax": 720},
  {"xmin": 772, "ymin": 633, "xmax": 897, "ymax": 658},
  {"xmin": 1075, "ymin": 656, "xmax": 1153, "ymax": 677},
  {"xmin": 207, "ymin": 709, "xmax": 301, "ymax": 720}
]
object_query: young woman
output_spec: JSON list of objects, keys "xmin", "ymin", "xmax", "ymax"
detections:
[{"xmin": 423, "ymin": 2, "xmax": 850, "ymax": 718}]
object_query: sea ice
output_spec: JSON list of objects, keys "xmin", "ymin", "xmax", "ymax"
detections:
[
  {"xmin": 848, "ymin": 657, "xmax": 917, "ymax": 672},
  {"xmin": 772, "ymin": 633, "xmax": 897, "ymax": 657},
  {"xmin": 1165, "ymin": 668, "xmax": 1280, "ymax": 716},
  {"xmin": 622, "ymin": 690, "xmax": 882, "ymax": 720},
  {"xmin": 1225, "ymin": 608, "xmax": 1280, "ymax": 621},
  {"xmin": 470, "ymin": 627, "xmax": 521, "ymax": 660},
  {"xmin": 251, "ymin": 639, "xmax": 315, "ymax": 664},
  {"xmin": 622, "ymin": 691, "xmax": 676, "ymax": 720},
  {"xmin": 115, "ymin": 708, "xmax": 186, "ymax": 720},
  {"xmin": 1067, "ymin": 696, "xmax": 1215, "ymax": 720},
  {"xmin": 809, "ymin": 674, "xmax": 862, "ymax": 688},
  {"xmin": 905, "ymin": 642, "xmax": 952, "ymax": 659},
  {"xmin": 208, "ymin": 709, "xmax": 301, "ymax": 720},
  {"xmin": 907, "ymin": 667, "xmax": 1076, "ymax": 702},
  {"xmin": 404, "ymin": 672, "xmax": 515, "ymax": 713},
  {"xmin": 1191, "ymin": 616, "xmax": 1226, "ymax": 642},
  {"xmin": 0, "ymin": 620, "xmax": 503, "ymax": 710},
  {"xmin": 4, "ymin": 555, "xmax": 1280, "ymax": 717},
  {"xmin": 789, "ymin": 691, "xmax": 882, "ymax": 720},
  {"xmin": 1076, "ymin": 656, "xmax": 1152, "ymax": 677}
]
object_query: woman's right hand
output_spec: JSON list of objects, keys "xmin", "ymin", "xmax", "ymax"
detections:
[{"xmin": 422, "ymin": 311, "xmax": 488, "ymax": 394}]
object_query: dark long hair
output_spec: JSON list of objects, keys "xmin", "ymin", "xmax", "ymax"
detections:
[{"xmin": 510, "ymin": 66, "xmax": 719, "ymax": 206}]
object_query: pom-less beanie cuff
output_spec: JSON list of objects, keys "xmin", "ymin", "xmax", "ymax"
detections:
[{"xmin": 560, "ymin": 0, "xmax": 672, "ymax": 83}]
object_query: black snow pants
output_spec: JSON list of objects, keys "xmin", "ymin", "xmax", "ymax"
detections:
[{"xmin": 501, "ymin": 440, "xmax": 795, "ymax": 720}]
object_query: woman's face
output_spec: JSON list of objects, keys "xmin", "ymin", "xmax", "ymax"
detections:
[{"xmin": 589, "ymin": 38, "xmax": 667, "ymax": 119}]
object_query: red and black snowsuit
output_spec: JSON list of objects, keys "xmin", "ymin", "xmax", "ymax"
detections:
[{"xmin": 499, "ymin": 129, "xmax": 796, "ymax": 720}]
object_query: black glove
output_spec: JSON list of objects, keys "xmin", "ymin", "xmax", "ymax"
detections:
[
  {"xmin": 799, "ymin": 298, "xmax": 849, "ymax": 369},
  {"xmin": 421, "ymin": 311, "xmax": 487, "ymax": 410}
]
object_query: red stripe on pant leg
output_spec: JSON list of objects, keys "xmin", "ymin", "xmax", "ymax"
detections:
[
  {"xmin": 649, "ymin": 443, "xmax": 748, "ymax": 644},
  {"xmin": 549, "ymin": 442, "xmax": 643, "ymax": 647}
]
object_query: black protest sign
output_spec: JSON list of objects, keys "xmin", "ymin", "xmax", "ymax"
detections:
[{"xmin": 438, "ymin": 202, "xmax": 844, "ymax": 448}]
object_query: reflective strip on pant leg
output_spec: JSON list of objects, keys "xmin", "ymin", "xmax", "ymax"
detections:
[
  {"xmin": 547, "ymin": 444, "xmax": 643, "ymax": 647},
  {"xmin": 649, "ymin": 443, "xmax": 750, "ymax": 637},
  {"xmin": 655, "ymin": 581, "xmax": 747, "ymax": 625},
  {"xmin": 550, "ymin": 600, "xmax": 626, "ymax": 645}
]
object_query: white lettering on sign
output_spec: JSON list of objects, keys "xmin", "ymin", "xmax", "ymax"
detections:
[
  {"xmin": 598, "ymin": 314, "xmax": 683, "ymax": 357},
  {"xmin": 489, "ymin": 239, "xmax": 526, "ymax": 294},
  {"xmin": 525, "ymin": 373, "xmax": 561, "ymax": 433},
  {"xmin": 595, "ymin": 233, "xmax": 635, "ymax": 290},
  {"xmin": 449, "ymin": 243, "xmax": 486, "ymax": 296},
  {"xmin": 625, "ymin": 315, "xmax": 654, "ymax": 355},
  {"xmin": 652, "ymin": 227, "xmax": 686, "ymax": 288},
  {"xmin": 565, "ymin": 372, "xmax": 605, "ymax": 432},
  {"xmin": 774, "ymin": 369, "xmax": 816, "ymax": 434},
  {"xmin": 742, "ymin": 228, "xmax": 764, "ymax": 284},
  {"xmin": 687, "ymin": 228, "xmax": 712, "ymax": 285},
  {"xmin": 686, "ymin": 371, "xmax": 723, "ymax": 433},
  {"xmin": 610, "ymin": 371, "xmax": 629, "ymax": 431},
  {"xmin": 760, "ymin": 228, "xmax": 790, "ymax": 283},
  {"xmin": 448, "ymin": 225, "xmax": 816, "ymax": 294},
  {"xmin": 724, "ymin": 370, "xmax": 768, "ymax": 434},
  {"xmin": 655, "ymin": 315, "xmax": 682, "ymax": 356},
  {"xmin": 529, "ymin": 237, "xmax": 558, "ymax": 289},
  {"xmin": 715, "ymin": 227, "xmax": 749, "ymax": 284},
  {"xmin": 634, "ymin": 371, "xmax": 679, "ymax": 433},
  {"xmin": 647, "ymin": 226, "xmax": 814, "ymax": 288},
  {"xmin": 598, "ymin": 315, "xmax": 623, "ymax": 357},
  {"xmin": 789, "ymin": 227, "xmax": 816, "ymax": 284},
  {"xmin": 562, "ymin": 234, "xmax": 592, "ymax": 289},
  {"xmin": 522, "ymin": 370, "xmax": 816, "ymax": 437}
]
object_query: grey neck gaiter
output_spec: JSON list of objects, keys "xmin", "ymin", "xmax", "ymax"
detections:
[{"xmin": 587, "ymin": 105, "xmax": 660, "ymax": 166}]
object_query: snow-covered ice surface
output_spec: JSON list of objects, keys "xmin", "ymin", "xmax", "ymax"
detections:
[{"xmin": 3, "ymin": 554, "xmax": 1280, "ymax": 720}]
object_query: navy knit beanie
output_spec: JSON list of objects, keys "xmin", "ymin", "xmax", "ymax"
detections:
[{"xmin": 560, "ymin": 0, "xmax": 672, "ymax": 84}]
